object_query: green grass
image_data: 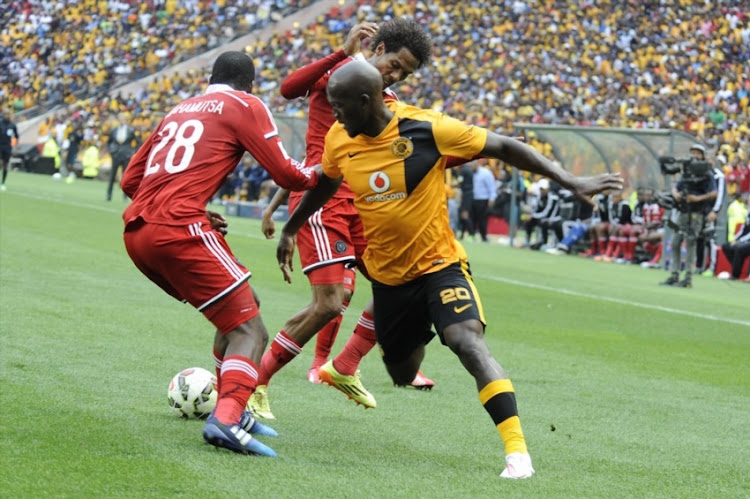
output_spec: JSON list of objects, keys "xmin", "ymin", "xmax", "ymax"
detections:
[{"xmin": 1, "ymin": 172, "xmax": 749, "ymax": 498}]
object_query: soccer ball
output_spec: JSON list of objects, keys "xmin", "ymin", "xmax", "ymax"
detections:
[{"xmin": 167, "ymin": 367, "xmax": 218, "ymax": 419}]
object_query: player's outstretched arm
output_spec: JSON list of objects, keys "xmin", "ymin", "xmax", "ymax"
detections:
[
  {"xmin": 481, "ymin": 132, "xmax": 623, "ymax": 205},
  {"xmin": 276, "ymin": 174, "xmax": 342, "ymax": 282}
]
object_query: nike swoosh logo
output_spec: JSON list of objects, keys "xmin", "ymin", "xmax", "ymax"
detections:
[
  {"xmin": 348, "ymin": 152, "xmax": 360, "ymax": 158},
  {"xmin": 453, "ymin": 304, "xmax": 472, "ymax": 313}
]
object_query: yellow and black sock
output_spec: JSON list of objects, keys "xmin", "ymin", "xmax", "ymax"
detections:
[{"xmin": 478, "ymin": 379, "xmax": 528, "ymax": 455}]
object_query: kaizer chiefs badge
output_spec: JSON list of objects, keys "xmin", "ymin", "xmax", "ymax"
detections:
[{"xmin": 391, "ymin": 137, "xmax": 414, "ymax": 159}]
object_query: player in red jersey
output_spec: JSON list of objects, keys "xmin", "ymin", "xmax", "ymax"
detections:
[
  {"xmin": 121, "ymin": 51, "xmax": 318, "ymax": 456},
  {"xmin": 638, "ymin": 188, "xmax": 666, "ymax": 267},
  {"xmin": 249, "ymin": 20, "xmax": 436, "ymax": 419}
]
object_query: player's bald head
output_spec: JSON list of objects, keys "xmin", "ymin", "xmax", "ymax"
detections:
[
  {"xmin": 326, "ymin": 61, "xmax": 392, "ymax": 138},
  {"xmin": 327, "ymin": 61, "xmax": 383, "ymax": 102},
  {"xmin": 210, "ymin": 51, "xmax": 255, "ymax": 90}
]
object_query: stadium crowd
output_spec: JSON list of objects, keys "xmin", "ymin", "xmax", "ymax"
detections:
[
  {"xmin": 1, "ymin": 0, "xmax": 319, "ymax": 117},
  {"xmin": 4, "ymin": 0, "xmax": 749, "ymax": 278},
  {"xmin": 13, "ymin": 0, "xmax": 748, "ymax": 183}
]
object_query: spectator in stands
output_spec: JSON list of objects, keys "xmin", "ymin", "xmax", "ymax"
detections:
[{"xmin": 3, "ymin": 0, "xmax": 318, "ymax": 116}]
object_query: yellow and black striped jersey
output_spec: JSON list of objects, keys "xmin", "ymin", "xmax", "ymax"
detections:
[{"xmin": 322, "ymin": 101, "xmax": 487, "ymax": 285}]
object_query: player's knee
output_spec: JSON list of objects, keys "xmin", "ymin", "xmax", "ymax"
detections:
[
  {"xmin": 312, "ymin": 286, "xmax": 346, "ymax": 321},
  {"xmin": 444, "ymin": 324, "xmax": 486, "ymax": 362},
  {"xmin": 228, "ymin": 318, "xmax": 269, "ymax": 351},
  {"xmin": 314, "ymin": 301, "xmax": 342, "ymax": 321}
]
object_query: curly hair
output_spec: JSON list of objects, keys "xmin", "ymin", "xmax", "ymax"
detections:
[{"xmin": 370, "ymin": 18, "xmax": 432, "ymax": 68}]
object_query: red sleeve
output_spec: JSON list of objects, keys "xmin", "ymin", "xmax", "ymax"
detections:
[
  {"xmin": 121, "ymin": 130, "xmax": 157, "ymax": 199},
  {"xmin": 238, "ymin": 99, "xmax": 318, "ymax": 191},
  {"xmin": 280, "ymin": 50, "xmax": 348, "ymax": 99},
  {"xmin": 445, "ymin": 154, "xmax": 482, "ymax": 168}
]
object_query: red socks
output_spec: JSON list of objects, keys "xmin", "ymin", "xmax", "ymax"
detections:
[
  {"xmin": 257, "ymin": 331, "xmax": 302, "ymax": 386},
  {"xmin": 333, "ymin": 311, "xmax": 377, "ymax": 376},
  {"xmin": 214, "ymin": 355, "xmax": 258, "ymax": 425},
  {"xmin": 590, "ymin": 237, "xmax": 599, "ymax": 254},
  {"xmin": 213, "ymin": 348, "xmax": 223, "ymax": 393},
  {"xmin": 311, "ymin": 301, "xmax": 348, "ymax": 370}
]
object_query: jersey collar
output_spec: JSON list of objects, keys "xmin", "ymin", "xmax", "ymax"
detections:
[{"xmin": 205, "ymin": 83, "xmax": 240, "ymax": 94}]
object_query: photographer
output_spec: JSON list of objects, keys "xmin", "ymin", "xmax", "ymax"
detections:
[{"xmin": 660, "ymin": 144, "xmax": 717, "ymax": 287}]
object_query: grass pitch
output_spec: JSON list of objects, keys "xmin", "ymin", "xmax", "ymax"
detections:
[{"xmin": 1, "ymin": 172, "xmax": 748, "ymax": 498}]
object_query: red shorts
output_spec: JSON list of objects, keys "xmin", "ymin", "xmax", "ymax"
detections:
[
  {"xmin": 123, "ymin": 219, "xmax": 259, "ymax": 333},
  {"xmin": 288, "ymin": 196, "xmax": 367, "ymax": 286}
]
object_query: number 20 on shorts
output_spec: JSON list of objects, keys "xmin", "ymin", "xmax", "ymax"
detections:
[{"xmin": 440, "ymin": 287, "xmax": 471, "ymax": 304}]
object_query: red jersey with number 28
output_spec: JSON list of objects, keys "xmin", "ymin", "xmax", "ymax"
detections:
[{"xmin": 122, "ymin": 84, "xmax": 317, "ymax": 227}]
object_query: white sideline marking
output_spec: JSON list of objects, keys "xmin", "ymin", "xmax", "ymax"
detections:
[
  {"xmin": 478, "ymin": 274, "xmax": 750, "ymax": 328},
  {"xmin": 8, "ymin": 191, "xmax": 122, "ymax": 214},
  {"xmin": 9, "ymin": 190, "xmax": 748, "ymax": 327}
]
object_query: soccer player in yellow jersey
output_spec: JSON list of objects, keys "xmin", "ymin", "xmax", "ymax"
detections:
[{"xmin": 276, "ymin": 61, "xmax": 623, "ymax": 479}]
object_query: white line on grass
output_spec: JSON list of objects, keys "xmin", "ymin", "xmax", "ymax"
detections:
[
  {"xmin": 10, "ymin": 190, "xmax": 748, "ymax": 327},
  {"xmin": 478, "ymin": 274, "xmax": 750, "ymax": 328},
  {"xmin": 7, "ymin": 190, "xmax": 123, "ymax": 214}
]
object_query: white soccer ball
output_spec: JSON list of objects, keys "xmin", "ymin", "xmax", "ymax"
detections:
[{"xmin": 167, "ymin": 367, "xmax": 218, "ymax": 419}]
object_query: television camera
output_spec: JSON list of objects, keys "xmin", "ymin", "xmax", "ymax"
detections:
[
  {"xmin": 655, "ymin": 156, "xmax": 712, "ymax": 211},
  {"xmin": 658, "ymin": 156, "xmax": 712, "ymax": 182}
]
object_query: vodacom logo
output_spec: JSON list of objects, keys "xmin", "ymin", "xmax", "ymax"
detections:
[{"xmin": 368, "ymin": 171, "xmax": 390, "ymax": 193}]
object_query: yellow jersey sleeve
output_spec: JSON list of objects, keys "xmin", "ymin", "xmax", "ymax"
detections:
[
  {"xmin": 322, "ymin": 126, "xmax": 343, "ymax": 179},
  {"xmin": 432, "ymin": 112, "xmax": 488, "ymax": 160}
]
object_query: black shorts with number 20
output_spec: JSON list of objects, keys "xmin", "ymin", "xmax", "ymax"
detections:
[{"xmin": 371, "ymin": 262, "xmax": 486, "ymax": 364}]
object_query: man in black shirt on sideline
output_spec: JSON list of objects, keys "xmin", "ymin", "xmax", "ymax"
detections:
[{"xmin": 0, "ymin": 110, "xmax": 20, "ymax": 191}]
